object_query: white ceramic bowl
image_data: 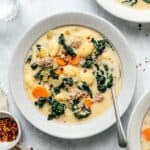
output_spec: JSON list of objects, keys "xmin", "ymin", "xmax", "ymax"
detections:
[
  {"xmin": 96, "ymin": 0, "xmax": 150, "ymax": 23},
  {"xmin": 0, "ymin": 111, "xmax": 21, "ymax": 150},
  {"xmin": 9, "ymin": 12, "xmax": 136, "ymax": 139},
  {"xmin": 128, "ymin": 91, "xmax": 150, "ymax": 150}
]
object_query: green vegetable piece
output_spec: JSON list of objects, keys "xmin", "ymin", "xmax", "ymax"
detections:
[
  {"xmin": 59, "ymin": 33, "xmax": 76, "ymax": 56},
  {"xmin": 72, "ymin": 101, "xmax": 91, "ymax": 119},
  {"xmin": 122, "ymin": 0, "xmax": 137, "ymax": 6},
  {"xmin": 77, "ymin": 82, "xmax": 93, "ymax": 98},
  {"xmin": 47, "ymin": 97, "xmax": 66, "ymax": 120},
  {"xmin": 91, "ymin": 38, "xmax": 105, "ymax": 57},
  {"xmin": 36, "ymin": 44, "xmax": 42, "ymax": 50},
  {"xmin": 31, "ymin": 63, "xmax": 38, "ymax": 70},
  {"xmin": 91, "ymin": 38, "xmax": 112, "ymax": 57},
  {"xmin": 26, "ymin": 55, "xmax": 32, "ymax": 64},
  {"xmin": 98, "ymin": 85, "xmax": 107, "ymax": 93},
  {"xmin": 50, "ymin": 68, "xmax": 58, "ymax": 79},
  {"xmin": 103, "ymin": 64, "xmax": 109, "ymax": 72},
  {"xmin": 62, "ymin": 78, "xmax": 73, "ymax": 86},
  {"xmin": 53, "ymin": 78, "xmax": 73, "ymax": 94},
  {"xmin": 82, "ymin": 56, "xmax": 93, "ymax": 68},
  {"xmin": 143, "ymin": 0, "xmax": 150, "ymax": 3},
  {"xmin": 35, "ymin": 97, "xmax": 47, "ymax": 108},
  {"xmin": 34, "ymin": 70, "xmax": 43, "ymax": 80}
]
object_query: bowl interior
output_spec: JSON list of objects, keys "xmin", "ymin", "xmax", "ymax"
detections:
[{"xmin": 9, "ymin": 12, "xmax": 136, "ymax": 139}]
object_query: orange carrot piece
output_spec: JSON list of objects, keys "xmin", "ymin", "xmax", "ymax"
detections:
[
  {"xmin": 55, "ymin": 68, "xmax": 63, "ymax": 75},
  {"xmin": 143, "ymin": 128, "xmax": 150, "ymax": 141},
  {"xmin": 32, "ymin": 86, "xmax": 49, "ymax": 99},
  {"xmin": 84, "ymin": 98, "xmax": 93, "ymax": 108},
  {"xmin": 55, "ymin": 57, "xmax": 67, "ymax": 66},
  {"xmin": 68, "ymin": 55, "xmax": 80, "ymax": 65}
]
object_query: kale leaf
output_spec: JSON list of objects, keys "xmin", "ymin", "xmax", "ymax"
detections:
[{"xmin": 59, "ymin": 33, "xmax": 76, "ymax": 56}]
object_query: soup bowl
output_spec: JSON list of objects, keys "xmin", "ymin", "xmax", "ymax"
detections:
[
  {"xmin": 9, "ymin": 12, "xmax": 136, "ymax": 139},
  {"xmin": 128, "ymin": 91, "xmax": 150, "ymax": 150}
]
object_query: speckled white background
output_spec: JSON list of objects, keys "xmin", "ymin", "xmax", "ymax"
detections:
[{"xmin": 0, "ymin": 0, "xmax": 150, "ymax": 149}]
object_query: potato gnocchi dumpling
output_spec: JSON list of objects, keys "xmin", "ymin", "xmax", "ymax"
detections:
[
  {"xmin": 79, "ymin": 70, "xmax": 95, "ymax": 86},
  {"xmin": 77, "ymin": 41, "xmax": 94, "ymax": 57},
  {"xmin": 24, "ymin": 26, "xmax": 122, "ymax": 123},
  {"xmin": 63, "ymin": 65, "xmax": 79, "ymax": 77}
]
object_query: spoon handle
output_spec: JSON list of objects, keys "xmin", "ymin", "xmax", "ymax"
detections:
[{"xmin": 111, "ymin": 87, "xmax": 127, "ymax": 148}]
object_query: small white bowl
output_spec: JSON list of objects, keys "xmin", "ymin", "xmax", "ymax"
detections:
[
  {"xmin": 0, "ymin": 111, "xmax": 21, "ymax": 150},
  {"xmin": 127, "ymin": 91, "xmax": 150, "ymax": 150}
]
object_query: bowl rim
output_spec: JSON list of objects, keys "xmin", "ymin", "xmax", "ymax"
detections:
[
  {"xmin": 96, "ymin": 0, "xmax": 150, "ymax": 23},
  {"xmin": 9, "ymin": 12, "xmax": 136, "ymax": 139},
  {"xmin": 127, "ymin": 90, "xmax": 150, "ymax": 150}
]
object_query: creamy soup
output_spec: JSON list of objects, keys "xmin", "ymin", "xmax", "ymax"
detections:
[
  {"xmin": 118, "ymin": 0, "xmax": 150, "ymax": 9},
  {"xmin": 23, "ymin": 26, "xmax": 122, "ymax": 123},
  {"xmin": 141, "ymin": 109, "xmax": 150, "ymax": 149}
]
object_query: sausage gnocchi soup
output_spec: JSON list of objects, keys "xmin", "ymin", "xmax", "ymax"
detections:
[
  {"xmin": 118, "ymin": 0, "xmax": 150, "ymax": 9},
  {"xmin": 24, "ymin": 26, "xmax": 122, "ymax": 123},
  {"xmin": 141, "ymin": 109, "xmax": 150, "ymax": 150}
]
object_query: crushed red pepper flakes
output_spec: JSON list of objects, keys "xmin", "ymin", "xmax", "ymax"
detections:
[{"xmin": 0, "ymin": 118, "xmax": 18, "ymax": 142}]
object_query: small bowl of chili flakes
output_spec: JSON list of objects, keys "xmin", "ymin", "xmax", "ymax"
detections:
[{"xmin": 0, "ymin": 111, "xmax": 21, "ymax": 149}]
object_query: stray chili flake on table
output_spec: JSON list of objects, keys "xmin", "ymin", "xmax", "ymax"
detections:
[{"xmin": 0, "ymin": 118, "xmax": 18, "ymax": 142}]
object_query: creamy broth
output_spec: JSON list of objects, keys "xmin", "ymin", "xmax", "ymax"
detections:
[
  {"xmin": 118, "ymin": 0, "xmax": 150, "ymax": 9},
  {"xmin": 141, "ymin": 109, "xmax": 150, "ymax": 149},
  {"xmin": 23, "ymin": 26, "xmax": 122, "ymax": 123}
]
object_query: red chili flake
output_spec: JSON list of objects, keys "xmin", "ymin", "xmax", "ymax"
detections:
[
  {"xmin": 50, "ymin": 85, "xmax": 53, "ymax": 88},
  {"xmin": 87, "ymin": 36, "xmax": 90, "ymax": 40},
  {"xmin": 60, "ymin": 67, "xmax": 64, "ymax": 71},
  {"xmin": 83, "ymin": 69, "xmax": 87, "ymax": 73},
  {"xmin": 30, "ymin": 147, "xmax": 34, "ymax": 150},
  {"xmin": 0, "ymin": 118, "xmax": 18, "ymax": 142}
]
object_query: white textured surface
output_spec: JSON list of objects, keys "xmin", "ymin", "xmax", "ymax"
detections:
[{"xmin": 0, "ymin": 0, "xmax": 150, "ymax": 149}]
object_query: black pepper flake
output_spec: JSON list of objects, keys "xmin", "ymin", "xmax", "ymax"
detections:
[{"xmin": 138, "ymin": 24, "xmax": 142, "ymax": 31}]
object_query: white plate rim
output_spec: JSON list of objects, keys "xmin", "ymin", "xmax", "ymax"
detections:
[
  {"xmin": 96, "ymin": 0, "xmax": 150, "ymax": 23},
  {"xmin": 127, "ymin": 90, "xmax": 150, "ymax": 150},
  {"xmin": 9, "ymin": 12, "xmax": 136, "ymax": 139}
]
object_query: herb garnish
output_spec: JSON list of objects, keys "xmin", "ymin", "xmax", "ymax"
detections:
[
  {"xmin": 35, "ymin": 97, "xmax": 66, "ymax": 120},
  {"xmin": 59, "ymin": 33, "xmax": 76, "ymax": 56},
  {"xmin": 26, "ymin": 55, "xmax": 32, "ymax": 64},
  {"xmin": 77, "ymin": 82, "xmax": 93, "ymax": 98},
  {"xmin": 91, "ymin": 38, "xmax": 112, "ymax": 57},
  {"xmin": 53, "ymin": 77, "xmax": 73, "ymax": 94},
  {"xmin": 122, "ymin": 0, "xmax": 137, "ymax": 6},
  {"xmin": 72, "ymin": 99, "xmax": 91, "ymax": 119}
]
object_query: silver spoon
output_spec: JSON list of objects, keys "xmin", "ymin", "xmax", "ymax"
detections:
[{"xmin": 111, "ymin": 87, "xmax": 127, "ymax": 148}]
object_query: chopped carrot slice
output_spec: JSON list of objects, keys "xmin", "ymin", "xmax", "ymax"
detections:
[
  {"xmin": 55, "ymin": 68, "xmax": 63, "ymax": 75},
  {"xmin": 143, "ymin": 128, "xmax": 150, "ymax": 141},
  {"xmin": 84, "ymin": 98, "xmax": 93, "ymax": 108},
  {"xmin": 32, "ymin": 86, "xmax": 49, "ymax": 99},
  {"xmin": 55, "ymin": 57, "xmax": 67, "ymax": 66},
  {"xmin": 68, "ymin": 55, "xmax": 80, "ymax": 65}
]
